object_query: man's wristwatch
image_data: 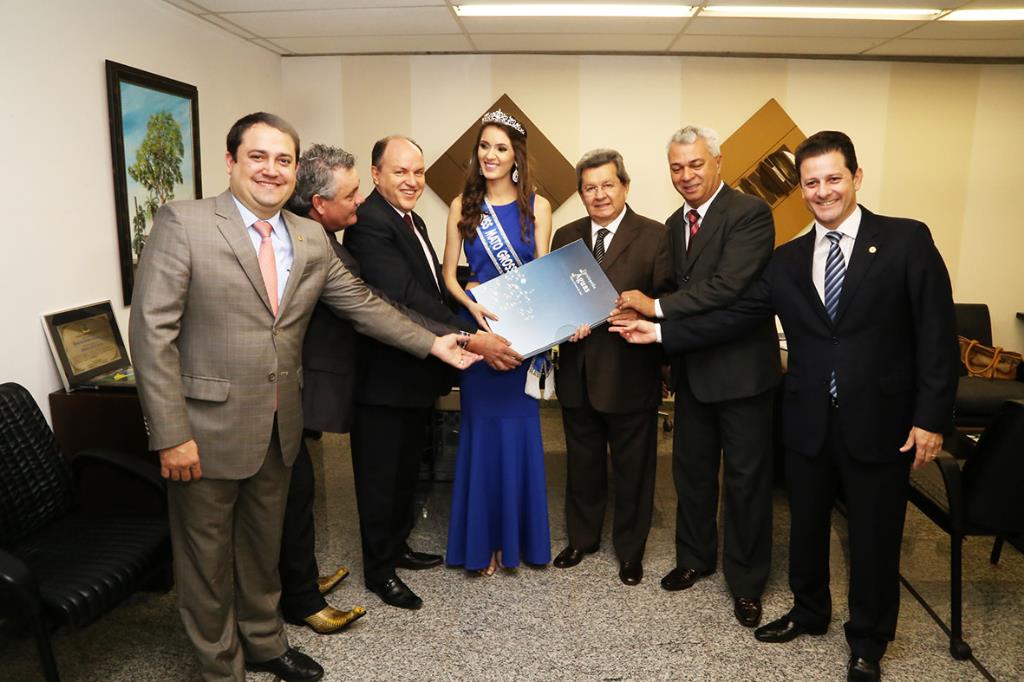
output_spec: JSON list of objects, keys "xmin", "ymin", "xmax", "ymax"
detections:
[{"xmin": 456, "ymin": 330, "xmax": 472, "ymax": 349}]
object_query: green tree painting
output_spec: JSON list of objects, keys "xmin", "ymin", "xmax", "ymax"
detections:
[{"xmin": 128, "ymin": 111, "xmax": 183, "ymax": 258}]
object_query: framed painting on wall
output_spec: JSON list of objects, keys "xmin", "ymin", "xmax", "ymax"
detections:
[{"xmin": 106, "ymin": 60, "xmax": 201, "ymax": 304}]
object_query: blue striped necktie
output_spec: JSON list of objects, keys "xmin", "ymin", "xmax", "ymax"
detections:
[{"xmin": 824, "ymin": 230, "xmax": 845, "ymax": 398}]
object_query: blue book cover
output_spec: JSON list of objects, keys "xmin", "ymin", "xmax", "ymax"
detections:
[{"xmin": 470, "ymin": 239, "xmax": 618, "ymax": 357}]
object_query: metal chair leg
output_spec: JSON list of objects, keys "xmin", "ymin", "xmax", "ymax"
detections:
[
  {"xmin": 990, "ymin": 536, "xmax": 1004, "ymax": 565},
  {"xmin": 949, "ymin": 531, "xmax": 972, "ymax": 660}
]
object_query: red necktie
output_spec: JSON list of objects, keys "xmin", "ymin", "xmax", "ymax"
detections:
[
  {"xmin": 253, "ymin": 220, "xmax": 278, "ymax": 316},
  {"xmin": 686, "ymin": 209, "xmax": 700, "ymax": 253},
  {"xmin": 403, "ymin": 213, "xmax": 416, "ymax": 235}
]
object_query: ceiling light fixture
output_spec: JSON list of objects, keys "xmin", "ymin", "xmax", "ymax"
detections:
[
  {"xmin": 699, "ymin": 5, "xmax": 942, "ymax": 21},
  {"xmin": 453, "ymin": 4, "xmax": 696, "ymax": 18},
  {"xmin": 941, "ymin": 9, "xmax": 1024, "ymax": 21}
]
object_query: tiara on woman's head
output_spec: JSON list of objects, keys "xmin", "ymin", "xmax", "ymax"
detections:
[{"xmin": 481, "ymin": 109, "xmax": 526, "ymax": 136}]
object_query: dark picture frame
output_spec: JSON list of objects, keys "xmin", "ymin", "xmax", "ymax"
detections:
[{"xmin": 106, "ymin": 60, "xmax": 201, "ymax": 304}]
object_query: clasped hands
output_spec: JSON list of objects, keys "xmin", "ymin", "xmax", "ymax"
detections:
[{"xmin": 603, "ymin": 289, "xmax": 660, "ymax": 344}]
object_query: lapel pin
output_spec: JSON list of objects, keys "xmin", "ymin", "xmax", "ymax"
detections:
[
  {"xmin": 297, "ymin": 235, "xmax": 304, "ymax": 242},
  {"xmin": 868, "ymin": 245, "xmax": 877, "ymax": 254}
]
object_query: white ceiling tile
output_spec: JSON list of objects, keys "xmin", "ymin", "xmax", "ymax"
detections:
[
  {"xmin": 459, "ymin": 16, "xmax": 686, "ymax": 35},
  {"xmin": 222, "ymin": 7, "xmax": 461, "ymax": 37},
  {"xmin": 466, "ymin": 33, "xmax": 676, "ymax": 52},
  {"xmin": 704, "ymin": 0, "xmax": 962, "ymax": 7},
  {"xmin": 904, "ymin": 20, "xmax": 1024, "ymax": 40},
  {"xmin": 686, "ymin": 17, "xmax": 929, "ymax": 38},
  {"xmin": 671, "ymin": 34, "xmax": 886, "ymax": 55},
  {"xmin": 866, "ymin": 38, "xmax": 1024, "ymax": 57},
  {"xmin": 200, "ymin": 13, "xmax": 257, "ymax": 38},
  {"xmin": 274, "ymin": 34, "xmax": 474, "ymax": 54}
]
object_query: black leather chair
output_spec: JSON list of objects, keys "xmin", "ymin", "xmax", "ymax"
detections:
[
  {"xmin": 907, "ymin": 399, "xmax": 1024, "ymax": 660},
  {"xmin": 0, "ymin": 382, "xmax": 170, "ymax": 681},
  {"xmin": 954, "ymin": 303, "xmax": 1024, "ymax": 432}
]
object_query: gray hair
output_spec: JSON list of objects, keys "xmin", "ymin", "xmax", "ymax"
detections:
[
  {"xmin": 575, "ymin": 148, "xmax": 630, "ymax": 193},
  {"xmin": 288, "ymin": 143, "xmax": 356, "ymax": 216},
  {"xmin": 668, "ymin": 126, "xmax": 721, "ymax": 156}
]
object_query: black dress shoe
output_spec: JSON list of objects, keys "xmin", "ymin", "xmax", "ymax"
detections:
[
  {"xmin": 619, "ymin": 561, "xmax": 643, "ymax": 586},
  {"xmin": 553, "ymin": 544, "xmax": 599, "ymax": 569},
  {"xmin": 660, "ymin": 566, "xmax": 711, "ymax": 591},
  {"xmin": 246, "ymin": 648, "xmax": 324, "ymax": 682},
  {"xmin": 395, "ymin": 550, "xmax": 443, "ymax": 570},
  {"xmin": 847, "ymin": 656, "xmax": 881, "ymax": 682},
  {"xmin": 734, "ymin": 597, "xmax": 762, "ymax": 627},
  {"xmin": 368, "ymin": 576, "xmax": 423, "ymax": 610},
  {"xmin": 754, "ymin": 614, "xmax": 827, "ymax": 643}
]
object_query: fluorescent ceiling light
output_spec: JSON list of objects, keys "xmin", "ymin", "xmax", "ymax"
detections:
[
  {"xmin": 453, "ymin": 4, "xmax": 696, "ymax": 18},
  {"xmin": 700, "ymin": 5, "xmax": 942, "ymax": 21},
  {"xmin": 942, "ymin": 9, "xmax": 1024, "ymax": 21}
]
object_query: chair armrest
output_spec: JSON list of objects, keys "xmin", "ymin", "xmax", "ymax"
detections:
[
  {"xmin": 0, "ymin": 548, "xmax": 44, "ymax": 619},
  {"xmin": 72, "ymin": 448, "xmax": 164, "ymax": 493},
  {"xmin": 71, "ymin": 448, "xmax": 166, "ymax": 516},
  {"xmin": 934, "ymin": 453, "xmax": 966, "ymax": 535}
]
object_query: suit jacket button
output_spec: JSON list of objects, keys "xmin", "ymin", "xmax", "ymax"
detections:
[
  {"xmin": 272, "ymin": 328, "xmax": 279, "ymax": 336},
  {"xmin": 682, "ymin": 275, "xmax": 690, "ymax": 283},
  {"xmin": 268, "ymin": 372, "xmax": 277, "ymax": 382},
  {"xmin": 832, "ymin": 337, "xmax": 839, "ymax": 345}
]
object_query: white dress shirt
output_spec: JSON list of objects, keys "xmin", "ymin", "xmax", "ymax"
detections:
[
  {"xmin": 388, "ymin": 202, "xmax": 440, "ymax": 291},
  {"xmin": 812, "ymin": 206, "xmax": 861, "ymax": 305},
  {"xmin": 233, "ymin": 194, "xmax": 293, "ymax": 303},
  {"xmin": 591, "ymin": 205, "xmax": 628, "ymax": 253}
]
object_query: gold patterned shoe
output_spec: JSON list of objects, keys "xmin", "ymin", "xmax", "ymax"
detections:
[
  {"xmin": 303, "ymin": 605, "xmax": 366, "ymax": 635},
  {"xmin": 317, "ymin": 566, "xmax": 349, "ymax": 596}
]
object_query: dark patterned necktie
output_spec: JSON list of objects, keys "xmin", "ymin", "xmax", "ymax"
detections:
[
  {"xmin": 824, "ymin": 230, "xmax": 846, "ymax": 398},
  {"xmin": 686, "ymin": 209, "xmax": 700, "ymax": 253},
  {"xmin": 593, "ymin": 228, "xmax": 610, "ymax": 264}
]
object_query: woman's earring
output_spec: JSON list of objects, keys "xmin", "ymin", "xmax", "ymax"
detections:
[{"xmin": 511, "ymin": 164, "xmax": 519, "ymax": 184}]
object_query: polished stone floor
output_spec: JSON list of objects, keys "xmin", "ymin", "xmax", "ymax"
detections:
[{"xmin": 1, "ymin": 406, "xmax": 1022, "ymax": 681}]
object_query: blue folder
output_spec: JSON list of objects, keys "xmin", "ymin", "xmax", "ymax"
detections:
[{"xmin": 470, "ymin": 239, "xmax": 618, "ymax": 357}]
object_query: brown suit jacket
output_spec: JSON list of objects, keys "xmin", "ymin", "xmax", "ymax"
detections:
[
  {"xmin": 129, "ymin": 190, "xmax": 434, "ymax": 479},
  {"xmin": 552, "ymin": 206, "xmax": 674, "ymax": 414}
]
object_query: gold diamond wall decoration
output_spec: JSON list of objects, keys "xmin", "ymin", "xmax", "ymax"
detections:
[
  {"xmin": 721, "ymin": 98, "xmax": 813, "ymax": 246},
  {"xmin": 426, "ymin": 94, "xmax": 577, "ymax": 212}
]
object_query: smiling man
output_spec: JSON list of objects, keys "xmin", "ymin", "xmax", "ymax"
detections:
[
  {"xmin": 611, "ymin": 131, "xmax": 958, "ymax": 681},
  {"xmin": 130, "ymin": 116, "xmax": 477, "ymax": 682},
  {"xmin": 341, "ymin": 135, "xmax": 515, "ymax": 610},
  {"xmin": 617, "ymin": 125, "xmax": 781, "ymax": 628},
  {"xmin": 550, "ymin": 149, "xmax": 673, "ymax": 586}
]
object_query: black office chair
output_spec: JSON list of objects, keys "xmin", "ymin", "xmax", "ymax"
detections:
[
  {"xmin": 907, "ymin": 399, "xmax": 1024, "ymax": 660},
  {"xmin": 953, "ymin": 303, "xmax": 1024, "ymax": 432},
  {"xmin": 0, "ymin": 382, "xmax": 170, "ymax": 681}
]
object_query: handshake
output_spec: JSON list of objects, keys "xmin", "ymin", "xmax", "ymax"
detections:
[{"xmin": 602, "ymin": 289, "xmax": 661, "ymax": 345}]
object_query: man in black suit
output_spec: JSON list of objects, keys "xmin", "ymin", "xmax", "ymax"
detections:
[
  {"xmin": 278, "ymin": 144, "xmax": 482, "ymax": 633},
  {"xmin": 613, "ymin": 131, "xmax": 958, "ymax": 682},
  {"xmin": 550, "ymin": 149, "xmax": 673, "ymax": 586},
  {"xmin": 618, "ymin": 126, "xmax": 781, "ymax": 627},
  {"xmin": 343, "ymin": 136, "xmax": 521, "ymax": 610}
]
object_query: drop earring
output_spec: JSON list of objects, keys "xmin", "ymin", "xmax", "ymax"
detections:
[{"xmin": 511, "ymin": 164, "xmax": 519, "ymax": 184}]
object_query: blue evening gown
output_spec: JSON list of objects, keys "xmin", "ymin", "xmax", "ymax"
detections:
[{"xmin": 445, "ymin": 199, "xmax": 551, "ymax": 570}]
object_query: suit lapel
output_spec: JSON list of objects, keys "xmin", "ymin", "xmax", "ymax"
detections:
[
  {"xmin": 682, "ymin": 185, "xmax": 730, "ymax": 273},
  {"xmin": 411, "ymin": 212, "xmax": 444, "ymax": 293},
  {"xmin": 600, "ymin": 207, "xmax": 637, "ymax": 271},
  {"xmin": 277, "ymin": 211, "xmax": 308, "ymax": 315},
  {"xmin": 834, "ymin": 206, "xmax": 881, "ymax": 325},
  {"xmin": 215, "ymin": 191, "xmax": 276, "ymax": 317},
  {"xmin": 793, "ymin": 230, "xmax": 831, "ymax": 327},
  {"xmin": 369, "ymin": 190, "xmax": 442, "ymax": 297}
]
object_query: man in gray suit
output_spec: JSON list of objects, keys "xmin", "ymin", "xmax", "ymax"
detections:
[{"xmin": 130, "ymin": 113, "xmax": 475, "ymax": 682}]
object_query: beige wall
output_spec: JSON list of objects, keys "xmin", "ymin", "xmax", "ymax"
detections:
[
  {"xmin": 1, "ymin": 0, "xmax": 282, "ymax": 418},
  {"xmin": 282, "ymin": 54, "xmax": 1024, "ymax": 351}
]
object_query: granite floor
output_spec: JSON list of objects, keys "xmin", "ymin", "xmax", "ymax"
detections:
[{"xmin": 1, "ymin": 406, "xmax": 1022, "ymax": 681}]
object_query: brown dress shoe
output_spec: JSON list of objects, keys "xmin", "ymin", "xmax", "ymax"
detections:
[
  {"xmin": 303, "ymin": 605, "xmax": 366, "ymax": 634},
  {"xmin": 317, "ymin": 566, "xmax": 350, "ymax": 596},
  {"xmin": 553, "ymin": 544, "xmax": 599, "ymax": 569},
  {"xmin": 660, "ymin": 566, "xmax": 710, "ymax": 591},
  {"xmin": 734, "ymin": 597, "xmax": 762, "ymax": 627}
]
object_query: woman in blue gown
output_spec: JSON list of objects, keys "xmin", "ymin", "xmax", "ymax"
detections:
[{"xmin": 441, "ymin": 109, "xmax": 553, "ymax": 575}]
